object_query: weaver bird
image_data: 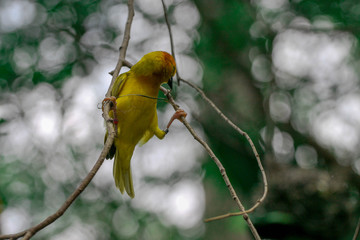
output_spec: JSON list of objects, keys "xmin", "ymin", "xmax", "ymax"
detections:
[{"xmin": 104, "ymin": 51, "xmax": 187, "ymax": 198}]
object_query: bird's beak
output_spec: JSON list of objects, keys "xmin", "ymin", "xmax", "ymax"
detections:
[{"xmin": 167, "ymin": 77, "xmax": 173, "ymax": 90}]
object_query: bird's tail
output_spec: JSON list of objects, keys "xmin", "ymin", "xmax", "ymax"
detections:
[{"xmin": 113, "ymin": 145, "xmax": 135, "ymax": 198}]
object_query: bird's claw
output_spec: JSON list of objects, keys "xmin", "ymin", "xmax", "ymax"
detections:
[
  {"xmin": 166, "ymin": 109, "xmax": 187, "ymax": 130},
  {"xmin": 102, "ymin": 96, "xmax": 118, "ymax": 132}
]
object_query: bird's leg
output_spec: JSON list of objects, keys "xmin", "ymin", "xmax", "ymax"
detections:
[
  {"xmin": 165, "ymin": 109, "xmax": 187, "ymax": 133},
  {"xmin": 102, "ymin": 96, "xmax": 118, "ymax": 131}
]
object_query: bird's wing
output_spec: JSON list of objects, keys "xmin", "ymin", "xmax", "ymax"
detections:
[{"xmin": 111, "ymin": 72, "xmax": 130, "ymax": 97}]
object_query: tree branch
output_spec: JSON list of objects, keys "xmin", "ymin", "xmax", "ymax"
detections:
[
  {"xmin": 3, "ymin": 122, "xmax": 113, "ymax": 240},
  {"xmin": 106, "ymin": 0, "xmax": 134, "ymax": 97},
  {"xmin": 161, "ymin": 1, "xmax": 266, "ymax": 238},
  {"xmin": 159, "ymin": 86, "xmax": 261, "ymax": 240},
  {"xmin": 0, "ymin": 1, "xmax": 135, "ymax": 239},
  {"xmin": 161, "ymin": 0, "xmax": 180, "ymax": 86}
]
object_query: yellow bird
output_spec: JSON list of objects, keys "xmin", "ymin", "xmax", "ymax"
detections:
[{"xmin": 104, "ymin": 51, "xmax": 186, "ymax": 198}]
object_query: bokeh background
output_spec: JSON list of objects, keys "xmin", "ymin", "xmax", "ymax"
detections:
[{"xmin": 1, "ymin": 0, "xmax": 360, "ymax": 239}]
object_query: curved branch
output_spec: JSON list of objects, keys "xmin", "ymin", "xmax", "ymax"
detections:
[
  {"xmin": 160, "ymin": 86, "xmax": 261, "ymax": 240},
  {"xmin": 0, "ymin": 1, "xmax": 135, "ymax": 239},
  {"xmin": 1, "ymin": 122, "xmax": 115, "ymax": 240}
]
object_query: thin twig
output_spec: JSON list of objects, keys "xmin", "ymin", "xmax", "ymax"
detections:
[
  {"xmin": 160, "ymin": 87, "xmax": 261, "ymax": 240},
  {"xmin": 161, "ymin": 0, "xmax": 180, "ymax": 86},
  {"xmin": 0, "ymin": 1, "xmax": 135, "ymax": 239},
  {"xmin": 161, "ymin": 0, "xmax": 266, "ymax": 235},
  {"xmin": 353, "ymin": 217, "xmax": 360, "ymax": 240},
  {"xmin": 180, "ymin": 78, "xmax": 268, "ymax": 222},
  {"xmin": 109, "ymin": 58, "xmax": 133, "ymax": 75},
  {"xmin": 106, "ymin": 0, "xmax": 135, "ymax": 97}
]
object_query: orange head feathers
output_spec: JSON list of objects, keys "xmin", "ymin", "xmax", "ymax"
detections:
[{"xmin": 131, "ymin": 51, "xmax": 176, "ymax": 88}]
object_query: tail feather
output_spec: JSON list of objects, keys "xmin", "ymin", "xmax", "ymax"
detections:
[
  {"xmin": 113, "ymin": 146, "xmax": 135, "ymax": 198},
  {"xmin": 122, "ymin": 168, "xmax": 134, "ymax": 198},
  {"xmin": 113, "ymin": 156, "xmax": 125, "ymax": 194}
]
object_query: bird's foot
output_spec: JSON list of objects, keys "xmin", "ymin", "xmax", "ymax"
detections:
[
  {"xmin": 165, "ymin": 109, "xmax": 187, "ymax": 131},
  {"xmin": 102, "ymin": 96, "xmax": 117, "ymax": 111},
  {"xmin": 102, "ymin": 96, "xmax": 118, "ymax": 127}
]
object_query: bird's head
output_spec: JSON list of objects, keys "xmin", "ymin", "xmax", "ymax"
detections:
[{"xmin": 131, "ymin": 51, "xmax": 176, "ymax": 89}]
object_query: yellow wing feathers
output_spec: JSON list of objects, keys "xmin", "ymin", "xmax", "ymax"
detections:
[
  {"xmin": 104, "ymin": 51, "xmax": 176, "ymax": 198},
  {"xmin": 111, "ymin": 72, "xmax": 128, "ymax": 97}
]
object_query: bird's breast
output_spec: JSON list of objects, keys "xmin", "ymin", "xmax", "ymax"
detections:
[{"xmin": 115, "ymin": 95, "xmax": 157, "ymax": 143}]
